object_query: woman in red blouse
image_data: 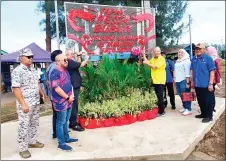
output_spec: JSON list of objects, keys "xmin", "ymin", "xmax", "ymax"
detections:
[{"xmin": 206, "ymin": 46, "xmax": 222, "ymax": 112}]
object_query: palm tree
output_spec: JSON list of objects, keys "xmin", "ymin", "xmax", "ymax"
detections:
[{"xmin": 45, "ymin": 0, "xmax": 51, "ymax": 52}]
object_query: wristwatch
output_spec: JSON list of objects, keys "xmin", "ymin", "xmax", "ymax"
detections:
[
  {"xmin": 209, "ymin": 83, "xmax": 213, "ymax": 86},
  {"xmin": 66, "ymin": 96, "xmax": 70, "ymax": 100}
]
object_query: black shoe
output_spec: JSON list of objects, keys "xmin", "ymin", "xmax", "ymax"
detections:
[
  {"xmin": 52, "ymin": 134, "xmax": 57, "ymax": 139},
  {"xmin": 202, "ymin": 117, "xmax": 213, "ymax": 123},
  {"xmin": 195, "ymin": 114, "xmax": 204, "ymax": 119},
  {"xmin": 70, "ymin": 124, "xmax": 85, "ymax": 132},
  {"xmin": 172, "ymin": 106, "xmax": 176, "ymax": 110},
  {"xmin": 213, "ymin": 109, "xmax": 216, "ymax": 112}
]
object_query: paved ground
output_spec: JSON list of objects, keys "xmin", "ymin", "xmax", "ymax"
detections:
[{"xmin": 1, "ymin": 96, "xmax": 225, "ymax": 160}]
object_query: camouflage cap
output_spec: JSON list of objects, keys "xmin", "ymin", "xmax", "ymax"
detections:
[{"xmin": 19, "ymin": 48, "xmax": 33, "ymax": 57}]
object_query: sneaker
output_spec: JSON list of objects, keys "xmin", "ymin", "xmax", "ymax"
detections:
[
  {"xmin": 157, "ymin": 112, "xmax": 166, "ymax": 117},
  {"xmin": 202, "ymin": 117, "xmax": 213, "ymax": 123},
  {"xmin": 19, "ymin": 150, "xmax": 31, "ymax": 158},
  {"xmin": 182, "ymin": 109, "xmax": 192, "ymax": 116},
  {"xmin": 195, "ymin": 114, "xmax": 204, "ymax": 119},
  {"xmin": 66, "ymin": 138, "xmax": 78, "ymax": 143},
  {"xmin": 28, "ymin": 141, "xmax": 44, "ymax": 148},
  {"xmin": 58, "ymin": 144, "xmax": 73, "ymax": 151},
  {"xmin": 179, "ymin": 108, "xmax": 185, "ymax": 113}
]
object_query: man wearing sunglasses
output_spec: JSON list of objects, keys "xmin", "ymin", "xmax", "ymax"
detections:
[
  {"xmin": 190, "ymin": 43, "xmax": 216, "ymax": 123},
  {"xmin": 11, "ymin": 48, "xmax": 45, "ymax": 158},
  {"xmin": 66, "ymin": 49, "xmax": 89, "ymax": 132},
  {"xmin": 50, "ymin": 53, "xmax": 77, "ymax": 151}
]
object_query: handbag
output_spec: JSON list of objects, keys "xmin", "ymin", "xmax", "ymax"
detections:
[{"xmin": 181, "ymin": 92, "xmax": 196, "ymax": 102}]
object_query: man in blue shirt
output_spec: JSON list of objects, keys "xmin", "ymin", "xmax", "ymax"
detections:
[
  {"xmin": 191, "ymin": 43, "xmax": 216, "ymax": 123},
  {"xmin": 161, "ymin": 52, "xmax": 176, "ymax": 109}
]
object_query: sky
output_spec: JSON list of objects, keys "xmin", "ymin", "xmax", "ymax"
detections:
[{"xmin": 1, "ymin": 1, "xmax": 225, "ymax": 53}]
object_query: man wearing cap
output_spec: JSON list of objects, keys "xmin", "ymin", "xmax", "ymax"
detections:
[
  {"xmin": 46, "ymin": 50, "xmax": 62, "ymax": 139},
  {"xmin": 190, "ymin": 43, "xmax": 216, "ymax": 123},
  {"xmin": 11, "ymin": 48, "xmax": 45, "ymax": 158}
]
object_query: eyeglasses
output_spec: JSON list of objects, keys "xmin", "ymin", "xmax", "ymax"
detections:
[
  {"xmin": 58, "ymin": 59, "xmax": 68, "ymax": 62},
  {"xmin": 195, "ymin": 48, "xmax": 202, "ymax": 51},
  {"xmin": 25, "ymin": 56, "xmax": 33, "ymax": 59}
]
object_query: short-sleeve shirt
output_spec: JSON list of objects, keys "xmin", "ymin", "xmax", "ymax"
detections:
[
  {"xmin": 67, "ymin": 59, "xmax": 81, "ymax": 88},
  {"xmin": 165, "ymin": 59, "xmax": 175, "ymax": 83},
  {"xmin": 11, "ymin": 64, "xmax": 40, "ymax": 106},
  {"xmin": 149, "ymin": 56, "xmax": 166, "ymax": 84},
  {"xmin": 50, "ymin": 66, "xmax": 72, "ymax": 111},
  {"xmin": 175, "ymin": 59, "xmax": 191, "ymax": 83},
  {"xmin": 190, "ymin": 53, "xmax": 216, "ymax": 88}
]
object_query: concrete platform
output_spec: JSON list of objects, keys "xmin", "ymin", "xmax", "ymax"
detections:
[{"xmin": 1, "ymin": 96, "xmax": 225, "ymax": 160}]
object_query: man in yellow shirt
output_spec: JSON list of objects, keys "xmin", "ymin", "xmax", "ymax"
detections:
[{"xmin": 143, "ymin": 47, "xmax": 166, "ymax": 117}]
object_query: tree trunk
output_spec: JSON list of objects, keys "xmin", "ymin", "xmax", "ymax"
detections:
[{"xmin": 45, "ymin": 0, "xmax": 51, "ymax": 52}]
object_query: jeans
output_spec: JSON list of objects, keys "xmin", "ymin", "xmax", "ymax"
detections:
[
  {"xmin": 212, "ymin": 83, "xmax": 216, "ymax": 110},
  {"xmin": 195, "ymin": 87, "xmax": 214, "ymax": 119},
  {"xmin": 69, "ymin": 88, "xmax": 80, "ymax": 126},
  {"xmin": 153, "ymin": 84, "xmax": 165, "ymax": 114},
  {"xmin": 56, "ymin": 107, "xmax": 72, "ymax": 145},
  {"xmin": 51, "ymin": 101, "xmax": 57, "ymax": 138},
  {"xmin": 163, "ymin": 82, "xmax": 175, "ymax": 107},
  {"xmin": 176, "ymin": 80, "xmax": 192, "ymax": 111}
]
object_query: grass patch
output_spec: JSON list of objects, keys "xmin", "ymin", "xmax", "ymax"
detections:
[{"xmin": 1, "ymin": 102, "xmax": 17, "ymax": 116}]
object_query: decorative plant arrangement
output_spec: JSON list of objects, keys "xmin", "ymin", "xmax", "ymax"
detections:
[{"xmin": 78, "ymin": 56, "xmax": 159, "ymax": 129}]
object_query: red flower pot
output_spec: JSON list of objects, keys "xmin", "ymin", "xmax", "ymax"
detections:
[
  {"xmin": 146, "ymin": 108, "xmax": 159, "ymax": 120},
  {"xmin": 86, "ymin": 119, "xmax": 98, "ymax": 129},
  {"xmin": 78, "ymin": 117, "xmax": 88, "ymax": 128},
  {"xmin": 125, "ymin": 114, "xmax": 137, "ymax": 124},
  {"xmin": 115, "ymin": 115, "xmax": 130, "ymax": 126},
  {"xmin": 136, "ymin": 111, "xmax": 147, "ymax": 121},
  {"xmin": 103, "ymin": 117, "xmax": 115, "ymax": 127}
]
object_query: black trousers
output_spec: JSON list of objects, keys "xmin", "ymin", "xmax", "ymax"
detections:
[
  {"xmin": 163, "ymin": 82, "xmax": 175, "ymax": 107},
  {"xmin": 195, "ymin": 87, "xmax": 214, "ymax": 119},
  {"xmin": 153, "ymin": 84, "xmax": 165, "ymax": 114},
  {"xmin": 69, "ymin": 88, "xmax": 80, "ymax": 126},
  {"xmin": 51, "ymin": 101, "xmax": 57, "ymax": 137}
]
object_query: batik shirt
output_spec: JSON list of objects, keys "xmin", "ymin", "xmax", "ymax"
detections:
[
  {"xmin": 50, "ymin": 66, "xmax": 72, "ymax": 111},
  {"xmin": 11, "ymin": 64, "xmax": 40, "ymax": 106}
]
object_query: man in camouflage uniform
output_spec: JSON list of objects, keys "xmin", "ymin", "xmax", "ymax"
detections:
[{"xmin": 11, "ymin": 48, "xmax": 45, "ymax": 158}]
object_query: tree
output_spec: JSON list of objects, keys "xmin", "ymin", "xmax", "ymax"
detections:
[{"xmin": 36, "ymin": 0, "xmax": 188, "ymax": 49}]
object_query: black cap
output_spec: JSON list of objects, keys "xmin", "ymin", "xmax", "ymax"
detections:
[{"xmin": 51, "ymin": 50, "xmax": 62, "ymax": 61}]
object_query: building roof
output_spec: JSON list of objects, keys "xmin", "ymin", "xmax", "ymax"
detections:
[{"xmin": 164, "ymin": 43, "xmax": 195, "ymax": 54}]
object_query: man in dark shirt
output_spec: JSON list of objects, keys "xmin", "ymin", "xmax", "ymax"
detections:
[
  {"xmin": 66, "ymin": 49, "xmax": 89, "ymax": 131},
  {"xmin": 161, "ymin": 52, "xmax": 176, "ymax": 109}
]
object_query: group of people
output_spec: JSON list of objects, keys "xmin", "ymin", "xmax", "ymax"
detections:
[
  {"xmin": 11, "ymin": 43, "xmax": 221, "ymax": 158},
  {"xmin": 11, "ymin": 48, "xmax": 89, "ymax": 158},
  {"xmin": 142, "ymin": 43, "xmax": 221, "ymax": 123}
]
